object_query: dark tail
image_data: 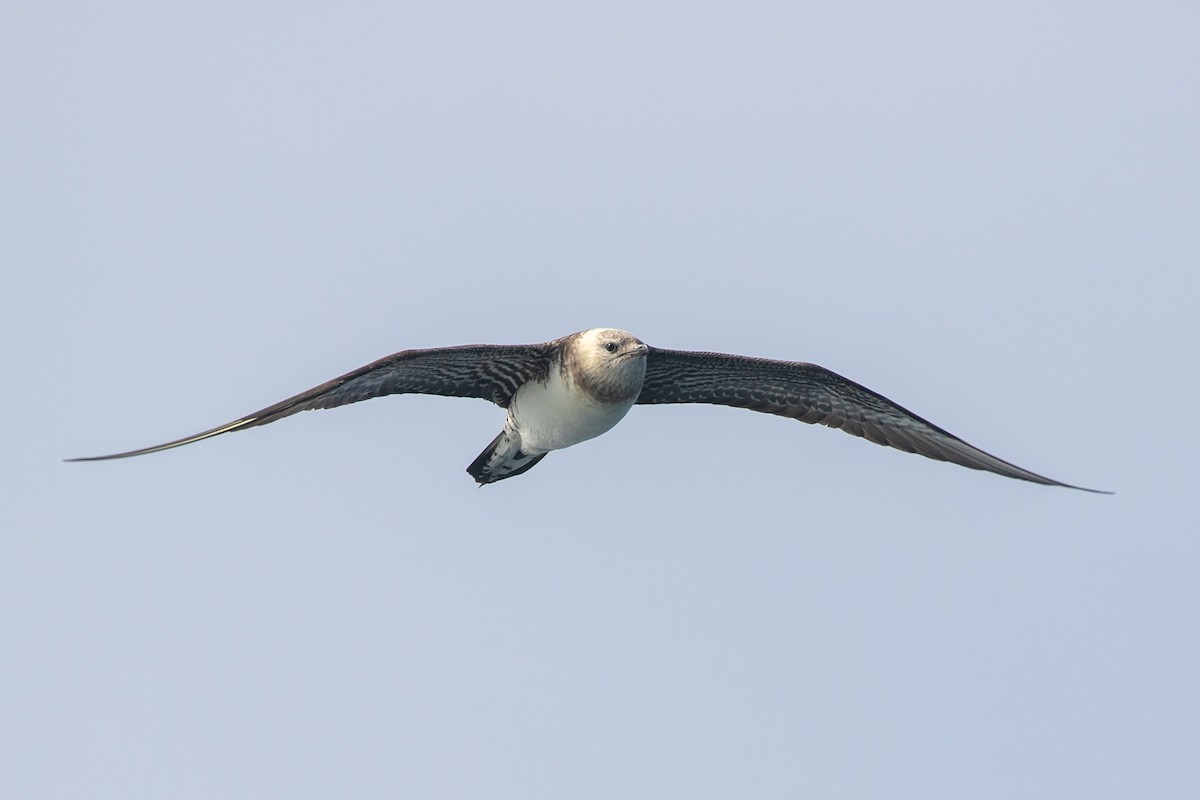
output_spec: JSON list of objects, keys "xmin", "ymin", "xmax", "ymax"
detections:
[{"xmin": 466, "ymin": 430, "xmax": 548, "ymax": 485}]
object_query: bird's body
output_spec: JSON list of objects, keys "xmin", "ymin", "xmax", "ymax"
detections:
[
  {"xmin": 509, "ymin": 329, "xmax": 647, "ymax": 452},
  {"xmin": 466, "ymin": 329, "xmax": 647, "ymax": 481},
  {"xmin": 69, "ymin": 328, "xmax": 1107, "ymax": 492}
]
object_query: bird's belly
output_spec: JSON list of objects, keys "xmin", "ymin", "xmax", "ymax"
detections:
[{"xmin": 510, "ymin": 377, "xmax": 634, "ymax": 453}]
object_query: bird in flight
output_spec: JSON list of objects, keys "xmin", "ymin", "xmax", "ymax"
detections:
[{"xmin": 68, "ymin": 328, "xmax": 1107, "ymax": 491}]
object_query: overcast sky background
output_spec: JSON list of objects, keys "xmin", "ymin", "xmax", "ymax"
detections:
[{"xmin": 3, "ymin": 3, "xmax": 1198, "ymax": 798}]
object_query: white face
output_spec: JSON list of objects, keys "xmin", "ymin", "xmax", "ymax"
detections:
[
  {"xmin": 568, "ymin": 328, "xmax": 649, "ymax": 402},
  {"xmin": 582, "ymin": 328, "xmax": 648, "ymax": 366}
]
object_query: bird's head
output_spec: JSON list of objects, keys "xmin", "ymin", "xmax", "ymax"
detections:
[{"xmin": 562, "ymin": 328, "xmax": 649, "ymax": 403}]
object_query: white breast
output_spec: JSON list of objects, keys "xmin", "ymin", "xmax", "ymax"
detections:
[{"xmin": 508, "ymin": 367, "xmax": 636, "ymax": 453}]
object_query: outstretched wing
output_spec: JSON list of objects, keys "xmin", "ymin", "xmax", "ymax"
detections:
[
  {"xmin": 68, "ymin": 343, "xmax": 554, "ymax": 461},
  {"xmin": 637, "ymin": 347, "xmax": 1108, "ymax": 493}
]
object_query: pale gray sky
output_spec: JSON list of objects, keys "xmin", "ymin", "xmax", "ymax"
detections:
[{"xmin": 3, "ymin": 3, "xmax": 1198, "ymax": 798}]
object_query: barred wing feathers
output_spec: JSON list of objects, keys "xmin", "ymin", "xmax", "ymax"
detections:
[
  {"xmin": 68, "ymin": 344, "xmax": 553, "ymax": 461},
  {"xmin": 637, "ymin": 347, "xmax": 1106, "ymax": 493}
]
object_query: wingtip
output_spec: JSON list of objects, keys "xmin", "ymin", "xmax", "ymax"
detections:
[
  {"xmin": 63, "ymin": 451, "xmax": 148, "ymax": 463},
  {"xmin": 63, "ymin": 418, "xmax": 259, "ymax": 464},
  {"xmin": 1075, "ymin": 485, "xmax": 1115, "ymax": 496}
]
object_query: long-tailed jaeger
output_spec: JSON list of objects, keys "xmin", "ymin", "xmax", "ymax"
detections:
[{"xmin": 68, "ymin": 328, "xmax": 1107, "ymax": 492}]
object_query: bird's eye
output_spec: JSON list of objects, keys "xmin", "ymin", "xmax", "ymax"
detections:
[{"xmin": 604, "ymin": 342, "xmax": 618, "ymax": 353}]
